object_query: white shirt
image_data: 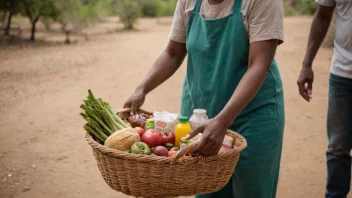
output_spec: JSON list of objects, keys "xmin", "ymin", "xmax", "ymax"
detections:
[{"xmin": 317, "ymin": 0, "xmax": 352, "ymax": 79}]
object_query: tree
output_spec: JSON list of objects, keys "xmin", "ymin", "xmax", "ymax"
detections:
[
  {"xmin": 22, "ymin": 0, "xmax": 60, "ymax": 41},
  {"xmin": 117, "ymin": 0, "xmax": 141, "ymax": 30},
  {"xmin": 0, "ymin": 0, "xmax": 23, "ymax": 36},
  {"xmin": 56, "ymin": 0, "xmax": 111, "ymax": 43}
]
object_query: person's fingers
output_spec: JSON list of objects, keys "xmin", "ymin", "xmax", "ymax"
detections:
[
  {"xmin": 203, "ymin": 144, "xmax": 215, "ymax": 156},
  {"xmin": 130, "ymin": 102, "xmax": 139, "ymax": 115},
  {"xmin": 123, "ymin": 100, "xmax": 131, "ymax": 108},
  {"xmin": 297, "ymin": 80, "xmax": 308, "ymax": 101},
  {"xmin": 307, "ymin": 80, "xmax": 313, "ymax": 98},
  {"xmin": 191, "ymin": 140, "xmax": 206, "ymax": 155},
  {"xmin": 207, "ymin": 141, "xmax": 222, "ymax": 156},
  {"xmin": 185, "ymin": 125, "xmax": 204, "ymax": 140},
  {"xmin": 298, "ymin": 80, "xmax": 311, "ymax": 102}
]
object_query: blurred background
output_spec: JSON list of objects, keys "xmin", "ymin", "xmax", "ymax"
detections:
[{"xmin": 0, "ymin": 0, "xmax": 344, "ymax": 198}]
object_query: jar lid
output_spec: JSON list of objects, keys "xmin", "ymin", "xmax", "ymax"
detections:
[
  {"xmin": 179, "ymin": 116, "xmax": 189, "ymax": 123},
  {"xmin": 193, "ymin": 109, "xmax": 207, "ymax": 116}
]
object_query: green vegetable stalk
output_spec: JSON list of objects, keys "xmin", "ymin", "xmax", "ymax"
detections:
[{"xmin": 80, "ymin": 89, "xmax": 129, "ymax": 142}]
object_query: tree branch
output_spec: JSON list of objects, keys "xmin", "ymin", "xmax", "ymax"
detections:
[
  {"xmin": 23, "ymin": 0, "xmax": 33, "ymax": 22},
  {"xmin": 33, "ymin": 4, "xmax": 46, "ymax": 23}
]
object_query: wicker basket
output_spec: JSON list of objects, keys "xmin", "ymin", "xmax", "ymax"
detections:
[{"xmin": 85, "ymin": 109, "xmax": 247, "ymax": 198}]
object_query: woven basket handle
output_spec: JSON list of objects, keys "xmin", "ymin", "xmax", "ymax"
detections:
[{"xmin": 170, "ymin": 142, "xmax": 203, "ymax": 165}]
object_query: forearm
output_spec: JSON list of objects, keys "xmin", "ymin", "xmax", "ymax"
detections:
[
  {"xmin": 216, "ymin": 64, "xmax": 269, "ymax": 126},
  {"xmin": 136, "ymin": 41, "xmax": 186, "ymax": 95},
  {"xmin": 216, "ymin": 40, "xmax": 278, "ymax": 127},
  {"xmin": 303, "ymin": 5, "xmax": 334, "ymax": 68}
]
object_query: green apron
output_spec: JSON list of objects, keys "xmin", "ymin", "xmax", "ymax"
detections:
[{"xmin": 180, "ymin": 0, "xmax": 285, "ymax": 197}]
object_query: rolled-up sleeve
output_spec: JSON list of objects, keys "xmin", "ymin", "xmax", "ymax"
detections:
[
  {"xmin": 169, "ymin": 0, "xmax": 187, "ymax": 43},
  {"xmin": 316, "ymin": 0, "xmax": 336, "ymax": 7},
  {"xmin": 247, "ymin": 0, "xmax": 284, "ymax": 44}
]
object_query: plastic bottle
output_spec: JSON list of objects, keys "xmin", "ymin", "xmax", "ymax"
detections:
[
  {"xmin": 174, "ymin": 116, "xmax": 192, "ymax": 148},
  {"xmin": 190, "ymin": 109, "xmax": 208, "ymax": 129},
  {"xmin": 190, "ymin": 109, "xmax": 208, "ymax": 141}
]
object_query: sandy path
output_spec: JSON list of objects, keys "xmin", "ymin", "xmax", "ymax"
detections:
[{"xmin": 0, "ymin": 16, "xmax": 349, "ymax": 198}]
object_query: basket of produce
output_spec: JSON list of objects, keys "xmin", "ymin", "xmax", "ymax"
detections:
[{"xmin": 81, "ymin": 90, "xmax": 247, "ymax": 198}]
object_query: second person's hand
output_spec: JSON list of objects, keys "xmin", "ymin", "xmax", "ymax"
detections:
[
  {"xmin": 123, "ymin": 90, "xmax": 146, "ymax": 115},
  {"xmin": 297, "ymin": 66, "xmax": 314, "ymax": 102}
]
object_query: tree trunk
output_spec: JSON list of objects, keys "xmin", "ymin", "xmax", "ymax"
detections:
[
  {"xmin": 65, "ymin": 31, "xmax": 71, "ymax": 44},
  {"xmin": 1, "ymin": 12, "xmax": 7, "ymax": 28},
  {"xmin": 30, "ymin": 21, "xmax": 36, "ymax": 41},
  {"xmin": 4, "ymin": 11, "xmax": 13, "ymax": 36}
]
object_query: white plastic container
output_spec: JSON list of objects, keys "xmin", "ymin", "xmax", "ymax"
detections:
[
  {"xmin": 190, "ymin": 109, "xmax": 208, "ymax": 129},
  {"xmin": 190, "ymin": 109, "xmax": 208, "ymax": 141}
]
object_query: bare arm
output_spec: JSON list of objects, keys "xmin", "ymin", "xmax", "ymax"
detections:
[
  {"xmin": 216, "ymin": 40, "xmax": 278, "ymax": 126},
  {"xmin": 124, "ymin": 40, "xmax": 187, "ymax": 113},
  {"xmin": 187, "ymin": 40, "xmax": 279, "ymax": 156},
  {"xmin": 297, "ymin": 4, "xmax": 335, "ymax": 101}
]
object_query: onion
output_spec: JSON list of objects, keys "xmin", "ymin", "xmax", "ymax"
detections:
[{"xmin": 104, "ymin": 128, "xmax": 140, "ymax": 151}]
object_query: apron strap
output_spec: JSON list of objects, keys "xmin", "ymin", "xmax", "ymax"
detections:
[
  {"xmin": 233, "ymin": 0, "xmax": 243, "ymax": 14},
  {"xmin": 193, "ymin": 0, "xmax": 202, "ymax": 14}
]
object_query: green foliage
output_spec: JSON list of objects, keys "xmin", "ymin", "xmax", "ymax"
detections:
[
  {"xmin": 284, "ymin": 2, "xmax": 297, "ymax": 16},
  {"xmin": 158, "ymin": 0, "xmax": 177, "ymax": 16},
  {"xmin": 22, "ymin": 0, "xmax": 60, "ymax": 22},
  {"xmin": 21, "ymin": 0, "xmax": 60, "ymax": 40},
  {"xmin": 140, "ymin": 0, "xmax": 176, "ymax": 17},
  {"xmin": 117, "ymin": 0, "xmax": 141, "ymax": 29},
  {"xmin": 140, "ymin": 0, "xmax": 161, "ymax": 17},
  {"xmin": 0, "ymin": 0, "xmax": 23, "ymax": 14},
  {"xmin": 291, "ymin": 0, "xmax": 318, "ymax": 15}
]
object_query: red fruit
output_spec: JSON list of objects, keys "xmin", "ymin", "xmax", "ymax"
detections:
[
  {"xmin": 162, "ymin": 131, "xmax": 175, "ymax": 145},
  {"xmin": 141, "ymin": 129, "xmax": 163, "ymax": 147},
  {"xmin": 153, "ymin": 146, "xmax": 169, "ymax": 157},
  {"xmin": 168, "ymin": 150, "xmax": 178, "ymax": 157},
  {"xmin": 222, "ymin": 145, "xmax": 231, "ymax": 150},
  {"xmin": 134, "ymin": 127, "xmax": 145, "ymax": 137}
]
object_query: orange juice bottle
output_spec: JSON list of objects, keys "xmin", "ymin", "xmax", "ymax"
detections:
[{"xmin": 175, "ymin": 116, "xmax": 192, "ymax": 148}]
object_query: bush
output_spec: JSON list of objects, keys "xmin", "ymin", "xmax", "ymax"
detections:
[
  {"xmin": 140, "ymin": 0, "xmax": 161, "ymax": 17},
  {"xmin": 284, "ymin": 2, "xmax": 297, "ymax": 16},
  {"xmin": 140, "ymin": 0, "xmax": 176, "ymax": 17},
  {"xmin": 158, "ymin": 0, "xmax": 177, "ymax": 17},
  {"xmin": 292, "ymin": 0, "xmax": 317, "ymax": 15},
  {"xmin": 117, "ymin": 0, "xmax": 141, "ymax": 29}
]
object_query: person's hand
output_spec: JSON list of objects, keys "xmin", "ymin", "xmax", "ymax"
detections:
[
  {"xmin": 185, "ymin": 118, "xmax": 228, "ymax": 156},
  {"xmin": 123, "ymin": 90, "xmax": 146, "ymax": 115},
  {"xmin": 297, "ymin": 67, "xmax": 314, "ymax": 102}
]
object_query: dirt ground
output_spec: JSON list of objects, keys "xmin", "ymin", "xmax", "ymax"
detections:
[{"xmin": 0, "ymin": 16, "xmax": 350, "ymax": 198}]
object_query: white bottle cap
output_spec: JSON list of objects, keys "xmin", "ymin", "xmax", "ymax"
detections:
[{"xmin": 193, "ymin": 109, "xmax": 207, "ymax": 116}]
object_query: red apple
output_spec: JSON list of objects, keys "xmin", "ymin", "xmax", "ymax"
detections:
[
  {"xmin": 162, "ymin": 131, "xmax": 175, "ymax": 145},
  {"xmin": 134, "ymin": 127, "xmax": 145, "ymax": 137},
  {"xmin": 141, "ymin": 129, "xmax": 163, "ymax": 147},
  {"xmin": 153, "ymin": 146, "xmax": 169, "ymax": 157}
]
